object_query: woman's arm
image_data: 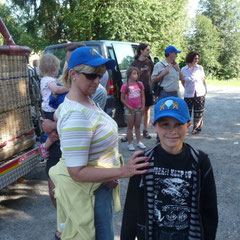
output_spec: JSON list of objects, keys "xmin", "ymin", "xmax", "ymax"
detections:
[
  {"xmin": 60, "ymin": 110, "xmax": 149, "ymax": 182},
  {"xmin": 67, "ymin": 151, "xmax": 149, "ymax": 182}
]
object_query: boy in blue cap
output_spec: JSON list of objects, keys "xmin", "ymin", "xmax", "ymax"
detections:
[{"xmin": 121, "ymin": 97, "xmax": 218, "ymax": 240}]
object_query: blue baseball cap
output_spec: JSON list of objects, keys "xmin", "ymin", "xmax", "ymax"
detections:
[
  {"xmin": 153, "ymin": 97, "xmax": 190, "ymax": 125},
  {"xmin": 68, "ymin": 47, "xmax": 116, "ymax": 70},
  {"xmin": 165, "ymin": 46, "xmax": 182, "ymax": 54}
]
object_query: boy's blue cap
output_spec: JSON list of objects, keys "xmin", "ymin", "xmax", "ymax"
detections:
[
  {"xmin": 154, "ymin": 97, "xmax": 190, "ymax": 125},
  {"xmin": 68, "ymin": 47, "xmax": 116, "ymax": 70},
  {"xmin": 165, "ymin": 45, "xmax": 181, "ymax": 54}
]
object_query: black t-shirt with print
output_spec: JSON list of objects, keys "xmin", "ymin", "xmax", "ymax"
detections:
[{"xmin": 153, "ymin": 144, "xmax": 194, "ymax": 233}]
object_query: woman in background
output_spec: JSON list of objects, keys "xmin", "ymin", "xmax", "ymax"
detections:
[{"xmin": 181, "ymin": 51, "xmax": 207, "ymax": 134}]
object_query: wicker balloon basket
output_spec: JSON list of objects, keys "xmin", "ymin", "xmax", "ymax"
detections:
[{"xmin": 0, "ymin": 18, "xmax": 35, "ymax": 161}]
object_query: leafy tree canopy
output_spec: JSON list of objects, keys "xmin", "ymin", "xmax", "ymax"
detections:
[
  {"xmin": 5, "ymin": 0, "xmax": 189, "ymax": 57},
  {"xmin": 0, "ymin": 3, "xmax": 23, "ymax": 45},
  {"xmin": 187, "ymin": 14, "xmax": 221, "ymax": 76},
  {"xmin": 198, "ymin": 0, "xmax": 240, "ymax": 78}
]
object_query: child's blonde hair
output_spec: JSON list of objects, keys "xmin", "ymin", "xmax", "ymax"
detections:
[{"xmin": 39, "ymin": 54, "xmax": 60, "ymax": 77}]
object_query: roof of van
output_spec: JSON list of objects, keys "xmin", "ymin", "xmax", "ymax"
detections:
[{"xmin": 44, "ymin": 40, "xmax": 139, "ymax": 50}]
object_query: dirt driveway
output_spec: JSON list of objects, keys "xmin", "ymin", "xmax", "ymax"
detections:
[{"xmin": 0, "ymin": 85, "xmax": 240, "ymax": 240}]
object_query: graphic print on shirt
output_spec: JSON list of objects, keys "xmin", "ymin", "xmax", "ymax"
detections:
[
  {"xmin": 128, "ymin": 85, "xmax": 141, "ymax": 99},
  {"xmin": 139, "ymin": 65, "xmax": 149, "ymax": 73},
  {"xmin": 153, "ymin": 167, "xmax": 192, "ymax": 231}
]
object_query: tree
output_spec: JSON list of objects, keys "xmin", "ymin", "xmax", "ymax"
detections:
[
  {"xmin": 62, "ymin": 0, "xmax": 190, "ymax": 59},
  {"xmin": 9, "ymin": 0, "xmax": 66, "ymax": 51},
  {"xmin": 7, "ymin": 0, "xmax": 190, "ymax": 56},
  {"xmin": 198, "ymin": 0, "xmax": 240, "ymax": 78},
  {"xmin": 188, "ymin": 14, "xmax": 221, "ymax": 76},
  {"xmin": 0, "ymin": 3, "xmax": 23, "ymax": 45}
]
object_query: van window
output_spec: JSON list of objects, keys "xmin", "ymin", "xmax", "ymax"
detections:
[
  {"xmin": 83, "ymin": 44, "xmax": 101, "ymax": 55},
  {"xmin": 112, "ymin": 43, "xmax": 135, "ymax": 71}
]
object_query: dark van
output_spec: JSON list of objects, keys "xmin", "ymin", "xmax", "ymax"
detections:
[{"xmin": 44, "ymin": 40, "xmax": 139, "ymax": 127}]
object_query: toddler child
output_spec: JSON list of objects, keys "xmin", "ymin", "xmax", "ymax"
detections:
[{"xmin": 39, "ymin": 54, "xmax": 68, "ymax": 159}]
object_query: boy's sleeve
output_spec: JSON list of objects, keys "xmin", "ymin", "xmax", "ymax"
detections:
[
  {"xmin": 199, "ymin": 152, "xmax": 218, "ymax": 240},
  {"xmin": 120, "ymin": 175, "xmax": 140, "ymax": 240}
]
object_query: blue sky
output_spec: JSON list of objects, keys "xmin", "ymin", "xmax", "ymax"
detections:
[{"xmin": 188, "ymin": 0, "xmax": 199, "ymax": 18}]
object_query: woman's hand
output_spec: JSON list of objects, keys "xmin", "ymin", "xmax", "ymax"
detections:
[{"xmin": 121, "ymin": 151, "xmax": 149, "ymax": 178}]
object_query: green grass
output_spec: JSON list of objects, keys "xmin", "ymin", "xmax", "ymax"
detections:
[{"xmin": 206, "ymin": 78, "xmax": 240, "ymax": 87}]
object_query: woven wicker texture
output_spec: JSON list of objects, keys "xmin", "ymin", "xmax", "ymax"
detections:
[{"xmin": 0, "ymin": 51, "xmax": 34, "ymax": 161}]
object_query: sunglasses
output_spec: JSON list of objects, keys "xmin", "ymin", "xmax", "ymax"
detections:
[{"xmin": 80, "ymin": 72, "xmax": 102, "ymax": 80}]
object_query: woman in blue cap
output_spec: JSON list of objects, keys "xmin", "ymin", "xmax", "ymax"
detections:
[{"xmin": 49, "ymin": 47, "xmax": 149, "ymax": 240}]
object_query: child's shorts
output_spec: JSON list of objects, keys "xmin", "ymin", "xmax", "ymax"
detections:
[{"xmin": 125, "ymin": 107, "xmax": 142, "ymax": 116}]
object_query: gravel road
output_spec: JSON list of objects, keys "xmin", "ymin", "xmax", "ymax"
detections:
[{"xmin": 0, "ymin": 85, "xmax": 240, "ymax": 240}]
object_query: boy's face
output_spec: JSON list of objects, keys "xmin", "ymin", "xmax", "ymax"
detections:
[{"xmin": 154, "ymin": 117, "xmax": 191, "ymax": 154}]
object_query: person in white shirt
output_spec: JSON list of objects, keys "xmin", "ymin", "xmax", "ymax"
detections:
[{"xmin": 181, "ymin": 51, "xmax": 207, "ymax": 134}]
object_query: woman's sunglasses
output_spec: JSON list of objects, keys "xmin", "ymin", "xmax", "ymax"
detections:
[{"xmin": 80, "ymin": 72, "xmax": 102, "ymax": 80}]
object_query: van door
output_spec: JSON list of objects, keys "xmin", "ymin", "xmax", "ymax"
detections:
[
  {"xmin": 111, "ymin": 43, "xmax": 135, "ymax": 84},
  {"xmin": 109, "ymin": 43, "xmax": 135, "ymax": 127}
]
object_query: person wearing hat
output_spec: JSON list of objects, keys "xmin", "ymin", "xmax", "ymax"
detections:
[
  {"xmin": 151, "ymin": 46, "xmax": 184, "ymax": 100},
  {"xmin": 48, "ymin": 47, "xmax": 149, "ymax": 240},
  {"xmin": 121, "ymin": 97, "xmax": 218, "ymax": 240},
  {"xmin": 42, "ymin": 43, "xmax": 109, "ymax": 240},
  {"xmin": 43, "ymin": 43, "xmax": 87, "ymax": 211}
]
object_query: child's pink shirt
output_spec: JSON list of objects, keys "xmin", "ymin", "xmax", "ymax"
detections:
[{"xmin": 120, "ymin": 82, "xmax": 144, "ymax": 108}]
